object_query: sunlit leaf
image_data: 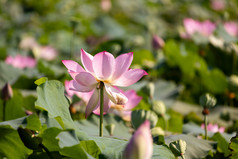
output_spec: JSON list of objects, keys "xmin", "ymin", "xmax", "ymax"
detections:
[{"xmin": 35, "ymin": 80, "xmax": 89, "ymax": 140}]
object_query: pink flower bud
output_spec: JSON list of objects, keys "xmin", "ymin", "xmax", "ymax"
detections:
[
  {"xmin": 123, "ymin": 120, "xmax": 153, "ymax": 159},
  {"xmin": 152, "ymin": 35, "xmax": 165, "ymax": 49},
  {"xmin": 1, "ymin": 83, "xmax": 13, "ymax": 101}
]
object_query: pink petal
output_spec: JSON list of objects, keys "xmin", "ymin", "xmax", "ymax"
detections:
[
  {"xmin": 201, "ymin": 123, "xmax": 205, "ymax": 129},
  {"xmin": 5, "ymin": 55, "xmax": 36, "ymax": 69},
  {"xmin": 211, "ymin": 124, "xmax": 219, "ymax": 132},
  {"xmin": 124, "ymin": 90, "xmax": 142, "ymax": 110},
  {"xmin": 111, "ymin": 52, "xmax": 133, "ymax": 81},
  {"xmin": 74, "ymin": 72, "xmax": 97, "ymax": 88},
  {"xmin": 184, "ymin": 18, "xmax": 200, "ymax": 35},
  {"xmin": 104, "ymin": 84, "xmax": 128, "ymax": 105},
  {"xmin": 200, "ymin": 20, "xmax": 216, "ymax": 36},
  {"xmin": 123, "ymin": 120, "xmax": 153, "ymax": 159},
  {"xmin": 218, "ymin": 127, "xmax": 225, "ymax": 133},
  {"xmin": 81, "ymin": 49, "xmax": 94, "ymax": 74},
  {"xmin": 64, "ymin": 80, "xmax": 75, "ymax": 97},
  {"xmin": 62, "ymin": 60, "xmax": 85, "ymax": 73},
  {"xmin": 38, "ymin": 46, "xmax": 58, "ymax": 61},
  {"xmin": 69, "ymin": 80, "xmax": 94, "ymax": 92},
  {"xmin": 121, "ymin": 110, "xmax": 132, "ymax": 121},
  {"xmin": 75, "ymin": 91, "xmax": 94, "ymax": 103},
  {"xmin": 211, "ymin": 0, "xmax": 225, "ymax": 11},
  {"xmin": 85, "ymin": 89, "xmax": 99, "ymax": 118},
  {"xmin": 224, "ymin": 22, "xmax": 238, "ymax": 37},
  {"xmin": 69, "ymin": 72, "xmax": 78, "ymax": 80},
  {"xmin": 113, "ymin": 69, "xmax": 148, "ymax": 87},
  {"xmin": 92, "ymin": 51, "xmax": 115, "ymax": 80}
]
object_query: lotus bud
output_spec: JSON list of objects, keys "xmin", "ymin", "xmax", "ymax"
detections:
[
  {"xmin": 199, "ymin": 93, "xmax": 217, "ymax": 108},
  {"xmin": 169, "ymin": 139, "xmax": 186, "ymax": 158},
  {"xmin": 152, "ymin": 35, "xmax": 165, "ymax": 50},
  {"xmin": 105, "ymin": 124, "xmax": 115, "ymax": 136},
  {"xmin": 17, "ymin": 127, "xmax": 42, "ymax": 151},
  {"xmin": 1, "ymin": 83, "xmax": 13, "ymax": 101},
  {"xmin": 123, "ymin": 120, "xmax": 153, "ymax": 159},
  {"xmin": 229, "ymin": 74, "xmax": 238, "ymax": 88},
  {"xmin": 152, "ymin": 100, "xmax": 166, "ymax": 116}
]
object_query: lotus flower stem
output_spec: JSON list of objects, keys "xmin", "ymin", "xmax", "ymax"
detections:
[
  {"xmin": 99, "ymin": 82, "xmax": 104, "ymax": 137},
  {"xmin": 204, "ymin": 115, "xmax": 208, "ymax": 140},
  {"xmin": 2, "ymin": 101, "xmax": 6, "ymax": 121},
  {"xmin": 232, "ymin": 52, "xmax": 237, "ymax": 74}
]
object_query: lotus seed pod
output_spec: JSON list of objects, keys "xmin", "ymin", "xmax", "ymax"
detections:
[
  {"xmin": 105, "ymin": 124, "xmax": 115, "ymax": 136},
  {"xmin": 152, "ymin": 100, "xmax": 166, "ymax": 116},
  {"xmin": 229, "ymin": 74, "xmax": 238, "ymax": 88},
  {"xmin": 142, "ymin": 82, "xmax": 155, "ymax": 99},
  {"xmin": 199, "ymin": 93, "xmax": 217, "ymax": 108},
  {"xmin": 151, "ymin": 127, "xmax": 165, "ymax": 136},
  {"xmin": 1, "ymin": 83, "xmax": 13, "ymax": 101},
  {"xmin": 131, "ymin": 110, "xmax": 158, "ymax": 129},
  {"xmin": 169, "ymin": 139, "xmax": 186, "ymax": 157}
]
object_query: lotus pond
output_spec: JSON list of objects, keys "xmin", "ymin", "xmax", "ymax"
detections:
[{"xmin": 0, "ymin": 0, "xmax": 238, "ymax": 159}]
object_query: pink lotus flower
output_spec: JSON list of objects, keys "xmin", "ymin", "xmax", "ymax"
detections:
[
  {"xmin": 109, "ymin": 89, "xmax": 142, "ymax": 121},
  {"xmin": 19, "ymin": 36, "xmax": 39, "ymax": 50},
  {"xmin": 123, "ymin": 120, "xmax": 153, "ymax": 159},
  {"xmin": 201, "ymin": 123, "xmax": 225, "ymax": 133},
  {"xmin": 33, "ymin": 46, "xmax": 58, "ymax": 61},
  {"xmin": 66, "ymin": 79, "xmax": 141, "ymax": 119},
  {"xmin": 224, "ymin": 22, "xmax": 238, "ymax": 37},
  {"xmin": 210, "ymin": 0, "xmax": 226, "ymax": 11},
  {"xmin": 101, "ymin": 0, "xmax": 111, "ymax": 12},
  {"xmin": 62, "ymin": 49, "xmax": 147, "ymax": 118},
  {"xmin": 5, "ymin": 55, "xmax": 36, "ymax": 69},
  {"xmin": 182, "ymin": 18, "xmax": 216, "ymax": 38}
]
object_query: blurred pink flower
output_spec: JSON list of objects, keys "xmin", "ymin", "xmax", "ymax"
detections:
[
  {"xmin": 101, "ymin": 0, "xmax": 111, "ymax": 12},
  {"xmin": 19, "ymin": 36, "xmax": 39, "ymax": 50},
  {"xmin": 62, "ymin": 49, "xmax": 147, "ymax": 118},
  {"xmin": 210, "ymin": 0, "xmax": 226, "ymax": 11},
  {"xmin": 5, "ymin": 55, "xmax": 36, "ymax": 69},
  {"xmin": 182, "ymin": 18, "xmax": 216, "ymax": 38},
  {"xmin": 201, "ymin": 123, "xmax": 225, "ymax": 133},
  {"xmin": 109, "ymin": 89, "xmax": 142, "ymax": 121},
  {"xmin": 123, "ymin": 120, "xmax": 153, "ymax": 159},
  {"xmin": 224, "ymin": 22, "xmax": 238, "ymax": 37},
  {"xmin": 33, "ymin": 46, "xmax": 58, "ymax": 61}
]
